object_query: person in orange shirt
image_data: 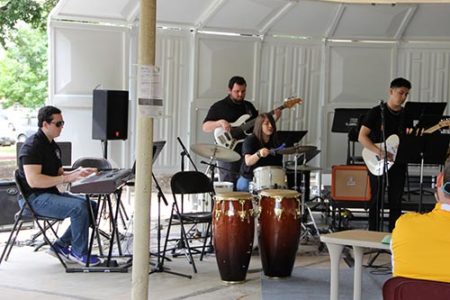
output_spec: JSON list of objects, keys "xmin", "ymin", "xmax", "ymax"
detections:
[{"xmin": 391, "ymin": 159, "xmax": 450, "ymax": 283}]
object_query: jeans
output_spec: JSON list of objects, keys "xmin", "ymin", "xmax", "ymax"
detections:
[
  {"xmin": 28, "ymin": 192, "xmax": 97, "ymax": 256},
  {"xmin": 236, "ymin": 176, "xmax": 250, "ymax": 192}
]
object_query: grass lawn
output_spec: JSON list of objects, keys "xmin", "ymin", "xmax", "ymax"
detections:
[{"xmin": 0, "ymin": 144, "xmax": 17, "ymax": 158}]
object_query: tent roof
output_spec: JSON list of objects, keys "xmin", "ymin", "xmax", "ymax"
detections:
[{"xmin": 51, "ymin": 0, "xmax": 450, "ymax": 41}]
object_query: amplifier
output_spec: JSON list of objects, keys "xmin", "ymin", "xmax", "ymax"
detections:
[
  {"xmin": 0, "ymin": 181, "xmax": 20, "ymax": 230},
  {"xmin": 331, "ymin": 165, "xmax": 371, "ymax": 201}
]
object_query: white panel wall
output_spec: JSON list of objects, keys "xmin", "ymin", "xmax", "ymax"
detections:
[{"xmin": 48, "ymin": 21, "xmax": 130, "ymax": 167}]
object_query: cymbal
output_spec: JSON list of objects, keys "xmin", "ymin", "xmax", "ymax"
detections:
[
  {"xmin": 276, "ymin": 145, "xmax": 317, "ymax": 155},
  {"xmin": 286, "ymin": 165, "xmax": 322, "ymax": 172},
  {"xmin": 190, "ymin": 143, "xmax": 241, "ymax": 162}
]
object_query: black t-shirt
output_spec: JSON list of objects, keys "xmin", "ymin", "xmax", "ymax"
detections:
[
  {"xmin": 203, "ymin": 96, "xmax": 258, "ymax": 153},
  {"xmin": 361, "ymin": 103, "xmax": 407, "ymax": 143},
  {"xmin": 18, "ymin": 129, "xmax": 62, "ymax": 197},
  {"xmin": 240, "ymin": 134, "xmax": 283, "ymax": 179}
]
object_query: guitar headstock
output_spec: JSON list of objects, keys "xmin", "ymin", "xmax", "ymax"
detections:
[{"xmin": 283, "ymin": 97, "xmax": 303, "ymax": 108}]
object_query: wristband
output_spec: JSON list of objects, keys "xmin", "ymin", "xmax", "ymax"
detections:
[{"xmin": 256, "ymin": 151, "xmax": 262, "ymax": 158}]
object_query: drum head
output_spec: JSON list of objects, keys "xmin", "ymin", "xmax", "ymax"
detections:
[
  {"xmin": 253, "ymin": 165, "xmax": 284, "ymax": 174},
  {"xmin": 215, "ymin": 192, "xmax": 253, "ymax": 201},
  {"xmin": 259, "ymin": 189, "xmax": 300, "ymax": 198}
]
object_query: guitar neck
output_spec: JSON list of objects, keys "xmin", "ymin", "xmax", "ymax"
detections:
[{"xmin": 239, "ymin": 104, "xmax": 288, "ymax": 132}]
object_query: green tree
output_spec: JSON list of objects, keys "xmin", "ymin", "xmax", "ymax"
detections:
[
  {"xmin": 0, "ymin": 24, "xmax": 48, "ymax": 108},
  {"xmin": 0, "ymin": 0, "xmax": 57, "ymax": 48},
  {"xmin": 0, "ymin": 0, "xmax": 57, "ymax": 108}
]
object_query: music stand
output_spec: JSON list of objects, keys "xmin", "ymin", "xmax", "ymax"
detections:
[
  {"xmin": 331, "ymin": 108, "xmax": 370, "ymax": 133},
  {"xmin": 277, "ymin": 130, "xmax": 307, "ymax": 147},
  {"xmin": 148, "ymin": 141, "xmax": 191, "ymax": 279},
  {"xmin": 396, "ymin": 134, "xmax": 450, "ymax": 212},
  {"xmin": 404, "ymin": 102, "xmax": 447, "ymax": 127},
  {"xmin": 332, "ymin": 108, "xmax": 370, "ymax": 164}
]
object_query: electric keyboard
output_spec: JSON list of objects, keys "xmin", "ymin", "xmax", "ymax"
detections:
[{"xmin": 70, "ymin": 169, "xmax": 134, "ymax": 194}]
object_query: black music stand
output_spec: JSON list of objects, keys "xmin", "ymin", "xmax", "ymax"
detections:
[
  {"xmin": 149, "ymin": 141, "xmax": 191, "ymax": 279},
  {"xmin": 277, "ymin": 130, "xmax": 307, "ymax": 147},
  {"xmin": 396, "ymin": 134, "xmax": 450, "ymax": 212},
  {"xmin": 404, "ymin": 102, "xmax": 447, "ymax": 128},
  {"xmin": 332, "ymin": 108, "xmax": 370, "ymax": 164}
]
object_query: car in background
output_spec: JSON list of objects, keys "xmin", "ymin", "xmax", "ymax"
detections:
[
  {"xmin": 15, "ymin": 116, "xmax": 38, "ymax": 143},
  {"xmin": 0, "ymin": 113, "xmax": 16, "ymax": 146}
]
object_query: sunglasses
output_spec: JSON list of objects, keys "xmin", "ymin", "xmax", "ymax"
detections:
[
  {"xmin": 443, "ymin": 182, "xmax": 450, "ymax": 196},
  {"xmin": 50, "ymin": 120, "xmax": 65, "ymax": 128}
]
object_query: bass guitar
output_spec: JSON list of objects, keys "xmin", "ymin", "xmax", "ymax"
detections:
[
  {"xmin": 214, "ymin": 97, "xmax": 303, "ymax": 150},
  {"xmin": 362, "ymin": 119, "xmax": 450, "ymax": 176}
]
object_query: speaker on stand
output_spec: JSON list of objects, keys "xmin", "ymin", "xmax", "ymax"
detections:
[{"xmin": 92, "ymin": 89, "xmax": 129, "ymax": 159}]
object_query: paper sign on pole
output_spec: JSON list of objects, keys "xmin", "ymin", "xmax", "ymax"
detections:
[{"xmin": 138, "ymin": 65, "xmax": 163, "ymax": 117}]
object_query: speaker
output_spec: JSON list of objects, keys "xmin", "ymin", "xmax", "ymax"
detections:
[
  {"xmin": 331, "ymin": 165, "xmax": 371, "ymax": 201},
  {"xmin": 0, "ymin": 181, "xmax": 19, "ymax": 230},
  {"xmin": 92, "ymin": 89, "xmax": 129, "ymax": 140}
]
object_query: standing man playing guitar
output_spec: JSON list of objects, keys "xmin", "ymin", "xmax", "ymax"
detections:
[
  {"xmin": 358, "ymin": 77, "xmax": 412, "ymax": 232},
  {"xmin": 202, "ymin": 76, "xmax": 281, "ymax": 188}
]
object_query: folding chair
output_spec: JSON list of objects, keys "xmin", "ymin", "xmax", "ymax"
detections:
[
  {"xmin": 0, "ymin": 170, "xmax": 67, "ymax": 269},
  {"xmin": 162, "ymin": 171, "xmax": 214, "ymax": 273}
]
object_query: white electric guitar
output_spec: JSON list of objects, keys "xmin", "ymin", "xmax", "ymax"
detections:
[
  {"xmin": 362, "ymin": 119, "xmax": 450, "ymax": 176},
  {"xmin": 214, "ymin": 97, "xmax": 303, "ymax": 150}
]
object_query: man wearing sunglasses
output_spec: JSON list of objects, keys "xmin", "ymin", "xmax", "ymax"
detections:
[
  {"xmin": 391, "ymin": 159, "xmax": 450, "ymax": 283},
  {"xmin": 17, "ymin": 105, "xmax": 101, "ymax": 266}
]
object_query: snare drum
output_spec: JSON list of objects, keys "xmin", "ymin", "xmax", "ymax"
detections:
[
  {"xmin": 213, "ymin": 181, "xmax": 234, "ymax": 193},
  {"xmin": 258, "ymin": 189, "xmax": 301, "ymax": 277},
  {"xmin": 253, "ymin": 166, "xmax": 286, "ymax": 191},
  {"xmin": 213, "ymin": 192, "xmax": 254, "ymax": 282}
]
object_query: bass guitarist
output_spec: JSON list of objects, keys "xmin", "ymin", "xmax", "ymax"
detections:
[
  {"xmin": 202, "ymin": 76, "xmax": 281, "ymax": 188},
  {"xmin": 358, "ymin": 77, "xmax": 412, "ymax": 232}
]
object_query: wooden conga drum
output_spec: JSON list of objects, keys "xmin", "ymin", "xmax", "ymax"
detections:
[
  {"xmin": 213, "ymin": 192, "xmax": 254, "ymax": 282},
  {"xmin": 258, "ymin": 189, "xmax": 301, "ymax": 277}
]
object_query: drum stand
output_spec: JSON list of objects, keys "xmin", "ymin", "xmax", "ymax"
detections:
[{"xmin": 291, "ymin": 153, "xmax": 321, "ymax": 245}]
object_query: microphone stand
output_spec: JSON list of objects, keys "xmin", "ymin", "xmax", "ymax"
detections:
[
  {"xmin": 177, "ymin": 137, "xmax": 198, "ymax": 172},
  {"xmin": 379, "ymin": 100, "xmax": 389, "ymax": 232}
]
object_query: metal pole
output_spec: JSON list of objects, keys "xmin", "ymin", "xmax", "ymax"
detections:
[{"xmin": 132, "ymin": 0, "xmax": 156, "ymax": 299}]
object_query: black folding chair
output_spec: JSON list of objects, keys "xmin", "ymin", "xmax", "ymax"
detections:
[
  {"xmin": 162, "ymin": 171, "xmax": 214, "ymax": 273},
  {"xmin": 0, "ymin": 170, "xmax": 67, "ymax": 269}
]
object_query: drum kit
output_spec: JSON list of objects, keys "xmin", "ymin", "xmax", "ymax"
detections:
[{"xmin": 190, "ymin": 142, "xmax": 321, "ymax": 282}]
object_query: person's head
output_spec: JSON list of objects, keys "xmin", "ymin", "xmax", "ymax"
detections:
[
  {"xmin": 227, "ymin": 76, "xmax": 247, "ymax": 102},
  {"xmin": 388, "ymin": 77, "xmax": 411, "ymax": 108},
  {"xmin": 253, "ymin": 113, "xmax": 277, "ymax": 143},
  {"xmin": 436, "ymin": 159, "xmax": 450, "ymax": 204},
  {"xmin": 37, "ymin": 106, "xmax": 64, "ymax": 140}
]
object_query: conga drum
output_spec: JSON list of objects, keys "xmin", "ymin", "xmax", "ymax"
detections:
[
  {"xmin": 213, "ymin": 192, "xmax": 254, "ymax": 283},
  {"xmin": 258, "ymin": 189, "xmax": 301, "ymax": 277}
]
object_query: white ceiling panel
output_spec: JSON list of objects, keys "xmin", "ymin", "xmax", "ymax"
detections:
[
  {"xmin": 54, "ymin": 0, "xmax": 139, "ymax": 24},
  {"xmin": 403, "ymin": 4, "xmax": 450, "ymax": 40},
  {"xmin": 202, "ymin": 0, "xmax": 288, "ymax": 33},
  {"xmin": 332, "ymin": 4, "xmax": 413, "ymax": 39},
  {"xmin": 156, "ymin": 0, "xmax": 211, "ymax": 26},
  {"xmin": 267, "ymin": 1, "xmax": 338, "ymax": 37}
]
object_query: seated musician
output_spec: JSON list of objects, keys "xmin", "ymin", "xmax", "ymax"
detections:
[
  {"xmin": 391, "ymin": 158, "xmax": 450, "ymax": 283},
  {"xmin": 17, "ymin": 106, "xmax": 100, "ymax": 266},
  {"xmin": 236, "ymin": 113, "xmax": 283, "ymax": 192}
]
